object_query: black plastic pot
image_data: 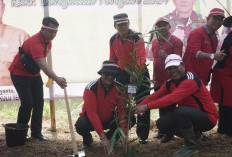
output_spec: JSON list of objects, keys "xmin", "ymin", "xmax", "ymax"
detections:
[{"xmin": 3, "ymin": 123, "xmax": 29, "ymax": 147}]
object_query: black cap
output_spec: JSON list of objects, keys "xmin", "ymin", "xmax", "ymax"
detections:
[
  {"xmin": 223, "ymin": 16, "xmax": 232, "ymax": 27},
  {"xmin": 113, "ymin": 13, "xmax": 129, "ymax": 25},
  {"xmin": 98, "ymin": 61, "xmax": 119, "ymax": 75}
]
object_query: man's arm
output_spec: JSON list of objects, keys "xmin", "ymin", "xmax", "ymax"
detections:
[
  {"xmin": 197, "ymin": 50, "xmax": 226, "ymax": 61},
  {"xmin": 147, "ymin": 79, "xmax": 199, "ymax": 109},
  {"xmin": 35, "ymin": 58, "xmax": 66, "ymax": 89},
  {"xmin": 83, "ymin": 89, "xmax": 111, "ymax": 154},
  {"xmin": 187, "ymin": 32, "xmax": 226, "ymax": 61},
  {"xmin": 137, "ymin": 83, "xmax": 169, "ymax": 106}
]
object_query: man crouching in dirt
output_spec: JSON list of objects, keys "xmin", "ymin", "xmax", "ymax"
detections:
[
  {"xmin": 75, "ymin": 61, "xmax": 127, "ymax": 154},
  {"xmin": 133, "ymin": 54, "xmax": 218, "ymax": 157}
]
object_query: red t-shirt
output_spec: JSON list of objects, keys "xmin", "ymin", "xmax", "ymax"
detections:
[
  {"xmin": 183, "ymin": 27, "xmax": 218, "ymax": 85},
  {"xmin": 109, "ymin": 29, "xmax": 146, "ymax": 71},
  {"xmin": 9, "ymin": 31, "xmax": 52, "ymax": 76},
  {"xmin": 152, "ymin": 34, "xmax": 183, "ymax": 86},
  {"xmin": 138, "ymin": 72, "xmax": 218, "ymax": 126},
  {"xmin": 210, "ymin": 47, "xmax": 232, "ymax": 107}
]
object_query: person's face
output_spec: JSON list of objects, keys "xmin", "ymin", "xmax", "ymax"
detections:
[
  {"xmin": 166, "ymin": 64, "xmax": 185, "ymax": 82},
  {"xmin": 0, "ymin": 0, "xmax": 5, "ymax": 22},
  {"xmin": 173, "ymin": 0, "xmax": 196, "ymax": 14},
  {"xmin": 41, "ymin": 24, "xmax": 58, "ymax": 42},
  {"xmin": 156, "ymin": 21, "xmax": 170, "ymax": 37},
  {"xmin": 115, "ymin": 22, "xmax": 129, "ymax": 37},
  {"xmin": 101, "ymin": 72, "xmax": 117, "ymax": 87},
  {"xmin": 207, "ymin": 15, "xmax": 224, "ymax": 32}
]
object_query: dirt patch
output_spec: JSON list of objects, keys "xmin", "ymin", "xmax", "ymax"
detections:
[{"xmin": 1, "ymin": 119, "xmax": 232, "ymax": 157}]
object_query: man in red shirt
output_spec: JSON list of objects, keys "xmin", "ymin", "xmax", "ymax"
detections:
[
  {"xmin": 9, "ymin": 17, "xmax": 67, "ymax": 141},
  {"xmin": 133, "ymin": 54, "xmax": 218, "ymax": 157},
  {"xmin": 75, "ymin": 61, "xmax": 126, "ymax": 154},
  {"xmin": 151, "ymin": 18, "xmax": 183, "ymax": 142},
  {"xmin": 211, "ymin": 16, "xmax": 232, "ymax": 137},
  {"xmin": 183, "ymin": 8, "xmax": 226, "ymax": 85},
  {"xmin": 109, "ymin": 13, "xmax": 150, "ymax": 144}
]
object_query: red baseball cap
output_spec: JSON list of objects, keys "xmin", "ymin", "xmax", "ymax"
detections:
[{"xmin": 208, "ymin": 8, "xmax": 225, "ymax": 18}]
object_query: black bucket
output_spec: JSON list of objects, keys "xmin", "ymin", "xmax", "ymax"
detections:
[{"xmin": 3, "ymin": 123, "xmax": 29, "ymax": 147}]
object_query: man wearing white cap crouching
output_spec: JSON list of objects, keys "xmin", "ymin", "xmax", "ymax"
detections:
[{"xmin": 133, "ymin": 54, "xmax": 218, "ymax": 157}]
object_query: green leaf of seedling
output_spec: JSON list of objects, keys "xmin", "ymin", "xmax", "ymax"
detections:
[
  {"xmin": 135, "ymin": 95, "xmax": 149, "ymax": 104},
  {"xmin": 118, "ymin": 127, "xmax": 126, "ymax": 138},
  {"xmin": 119, "ymin": 119, "xmax": 128, "ymax": 124},
  {"xmin": 110, "ymin": 128, "xmax": 120, "ymax": 153},
  {"xmin": 127, "ymin": 32, "xmax": 142, "ymax": 37},
  {"xmin": 149, "ymin": 33, "xmax": 154, "ymax": 43},
  {"xmin": 118, "ymin": 96, "xmax": 129, "ymax": 104},
  {"xmin": 124, "ymin": 68, "xmax": 137, "ymax": 81},
  {"xmin": 142, "ymin": 41, "xmax": 151, "ymax": 45},
  {"xmin": 149, "ymin": 26, "xmax": 167, "ymax": 33},
  {"xmin": 155, "ymin": 31, "xmax": 173, "ymax": 47}
]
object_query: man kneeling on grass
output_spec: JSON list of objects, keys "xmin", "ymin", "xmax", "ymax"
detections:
[
  {"xmin": 133, "ymin": 54, "xmax": 218, "ymax": 157},
  {"xmin": 75, "ymin": 61, "xmax": 127, "ymax": 155}
]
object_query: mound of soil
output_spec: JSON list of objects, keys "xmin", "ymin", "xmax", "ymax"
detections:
[{"xmin": 1, "ymin": 119, "xmax": 232, "ymax": 157}]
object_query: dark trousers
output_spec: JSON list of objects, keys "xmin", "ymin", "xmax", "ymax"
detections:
[
  {"xmin": 156, "ymin": 106, "xmax": 214, "ymax": 134},
  {"xmin": 155, "ymin": 86, "xmax": 176, "ymax": 134},
  {"xmin": 116, "ymin": 69, "xmax": 150, "ymax": 140},
  {"xmin": 75, "ymin": 114, "xmax": 119, "ymax": 144},
  {"xmin": 217, "ymin": 104, "xmax": 232, "ymax": 135},
  {"xmin": 11, "ymin": 74, "xmax": 44, "ymax": 136}
]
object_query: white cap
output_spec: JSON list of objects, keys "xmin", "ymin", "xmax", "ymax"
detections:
[{"xmin": 165, "ymin": 54, "xmax": 183, "ymax": 69}]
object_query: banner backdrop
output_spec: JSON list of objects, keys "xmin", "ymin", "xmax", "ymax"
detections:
[{"xmin": 0, "ymin": 0, "xmax": 230, "ymax": 101}]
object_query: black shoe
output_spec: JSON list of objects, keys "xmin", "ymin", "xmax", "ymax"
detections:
[
  {"xmin": 32, "ymin": 134, "xmax": 48, "ymax": 141},
  {"xmin": 25, "ymin": 135, "xmax": 31, "ymax": 141},
  {"xmin": 161, "ymin": 134, "xmax": 174, "ymax": 143},
  {"xmin": 82, "ymin": 139, "xmax": 93, "ymax": 149},
  {"xmin": 138, "ymin": 138, "xmax": 148, "ymax": 144}
]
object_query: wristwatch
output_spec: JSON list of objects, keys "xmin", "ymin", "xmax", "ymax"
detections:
[{"xmin": 210, "ymin": 54, "xmax": 215, "ymax": 60}]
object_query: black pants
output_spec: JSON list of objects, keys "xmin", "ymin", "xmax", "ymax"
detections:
[
  {"xmin": 154, "ymin": 86, "xmax": 176, "ymax": 134},
  {"xmin": 217, "ymin": 104, "xmax": 232, "ymax": 135},
  {"xmin": 75, "ymin": 114, "xmax": 120, "ymax": 144},
  {"xmin": 156, "ymin": 106, "xmax": 214, "ymax": 134},
  {"xmin": 11, "ymin": 74, "xmax": 44, "ymax": 136},
  {"xmin": 116, "ymin": 69, "xmax": 150, "ymax": 140}
]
